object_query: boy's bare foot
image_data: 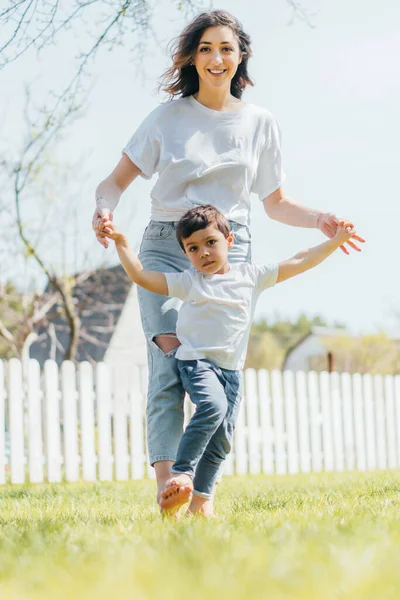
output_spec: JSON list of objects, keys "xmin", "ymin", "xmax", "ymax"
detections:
[{"xmin": 160, "ymin": 474, "xmax": 193, "ymax": 516}]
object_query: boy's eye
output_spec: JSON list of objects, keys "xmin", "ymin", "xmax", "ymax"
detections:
[{"xmin": 189, "ymin": 246, "xmax": 197, "ymax": 252}]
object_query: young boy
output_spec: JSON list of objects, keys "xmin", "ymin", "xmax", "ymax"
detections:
[{"xmin": 102, "ymin": 205, "xmax": 357, "ymax": 516}]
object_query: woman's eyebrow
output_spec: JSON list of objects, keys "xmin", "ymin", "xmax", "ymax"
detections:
[{"xmin": 198, "ymin": 41, "xmax": 233, "ymax": 45}]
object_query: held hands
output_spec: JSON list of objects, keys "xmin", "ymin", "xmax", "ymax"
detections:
[
  {"xmin": 92, "ymin": 208, "xmax": 113, "ymax": 248},
  {"xmin": 317, "ymin": 212, "xmax": 365, "ymax": 254},
  {"xmin": 101, "ymin": 219, "xmax": 126, "ymax": 245},
  {"xmin": 333, "ymin": 221, "xmax": 357, "ymax": 247}
]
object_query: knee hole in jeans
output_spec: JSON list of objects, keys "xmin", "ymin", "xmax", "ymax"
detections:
[{"xmin": 153, "ymin": 334, "xmax": 181, "ymax": 355}]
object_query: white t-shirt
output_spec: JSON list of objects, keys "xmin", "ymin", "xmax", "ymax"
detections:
[
  {"xmin": 164, "ymin": 262, "xmax": 279, "ymax": 370},
  {"xmin": 123, "ymin": 96, "xmax": 285, "ymax": 226}
]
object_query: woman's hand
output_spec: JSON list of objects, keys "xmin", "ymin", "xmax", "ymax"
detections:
[
  {"xmin": 317, "ymin": 212, "xmax": 365, "ymax": 254},
  {"xmin": 92, "ymin": 208, "xmax": 113, "ymax": 248}
]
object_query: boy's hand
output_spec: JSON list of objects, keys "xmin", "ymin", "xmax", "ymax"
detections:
[
  {"xmin": 333, "ymin": 221, "xmax": 357, "ymax": 246},
  {"xmin": 92, "ymin": 208, "xmax": 113, "ymax": 248},
  {"xmin": 101, "ymin": 218, "xmax": 127, "ymax": 245},
  {"xmin": 317, "ymin": 212, "xmax": 365, "ymax": 254}
]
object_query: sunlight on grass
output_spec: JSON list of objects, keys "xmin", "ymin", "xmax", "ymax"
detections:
[{"xmin": 1, "ymin": 472, "xmax": 400, "ymax": 599}]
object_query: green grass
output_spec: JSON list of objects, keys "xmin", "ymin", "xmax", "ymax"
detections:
[{"xmin": 1, "ymin": 471, "xmax": 400, "ymax": 599}]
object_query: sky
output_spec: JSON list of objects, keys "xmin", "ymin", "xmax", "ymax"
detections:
[{"xmin": 1, "ymin": 0, "xmax": 400, "ymax": 335}]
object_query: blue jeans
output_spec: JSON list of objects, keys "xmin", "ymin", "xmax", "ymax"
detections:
[
  {"xmin": 137, "ymin": 220, "xmax": 251, "ymax": 483},
  {"xmin": 172, "ymin": 359, "xmax": 242, "ymax": 499}
]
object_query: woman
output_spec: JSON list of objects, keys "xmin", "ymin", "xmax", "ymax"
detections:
[{"xmin": 93, "ymin": 10, "xmax": 363, "ymax": 516}]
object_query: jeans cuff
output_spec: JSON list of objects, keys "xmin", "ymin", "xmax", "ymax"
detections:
[
  {"xmin": 150, "ymin": 455, "xmax": 177, "ymax": 466},
  {"xmin": 193, "ymin": 489, "xmax": 212, "ymax": 499},
  {"xmin": 170, "ymin": 469, "xmax": 193, "ymax": 479}
]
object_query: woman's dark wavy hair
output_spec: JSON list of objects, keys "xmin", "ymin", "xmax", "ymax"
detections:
[{"xmin": 158, "ymin": 10, "xmax": 254, "ymax": 100}]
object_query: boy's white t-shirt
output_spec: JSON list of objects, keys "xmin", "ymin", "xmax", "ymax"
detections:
[
  {"xmin": 123, "ymin": 96, "xmax": 285, "ymax": 226},
  {"xmin": 165, "ymin": 262, "xmax": 279, "ymax": 370}
]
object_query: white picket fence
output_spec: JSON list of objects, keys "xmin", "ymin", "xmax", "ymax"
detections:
[{"xmin": 1, "ymin": 358, "xmax": 400, "ymax": 485}]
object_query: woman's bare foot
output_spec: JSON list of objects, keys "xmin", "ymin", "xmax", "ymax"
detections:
[
  {"xmin": 186, "ymin": 494, "xmax": 216, "ymax": 519},
  {"xmin": 160, "ymin": 474, "xmax": 193, "ymax": 516}
]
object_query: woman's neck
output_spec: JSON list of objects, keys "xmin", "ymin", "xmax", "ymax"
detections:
[{"xmin": 194, "ymin": 85, "xmax": 243, "ymax": 112}]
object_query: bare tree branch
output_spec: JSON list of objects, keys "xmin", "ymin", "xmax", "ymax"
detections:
[
  {"xmin": 1, "ymin": 0, "xmax": 314, "ymax": 72},
  {"xmin": 0, "ymin": 86, "xmax": 88, "ymax": 360},
  {"xmin": 0, "ymin": 319, "xmax": 16, "ymax": 343},
  {"xmin": 1, "ymin": 0, "xmax": 315, "ymax": 147},
  {"xmin": 0, "ymin": 85, "xmax": 133, "ymax": 362},
  {"xmin": 285, "ymin": 0, "xmax": 317, "ymax": 27}
]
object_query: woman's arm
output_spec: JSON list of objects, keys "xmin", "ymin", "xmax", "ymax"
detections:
[
  {"xmin": 263, "ymin": 187, "xmax": 320, "ymax": 228},
  {"xmin": 263, "ymin": 187, "xmax": 365, "ymax": 254},
  {"xmin": 93, "ymin": 154, "xmax": 142, "ymax": 248}
]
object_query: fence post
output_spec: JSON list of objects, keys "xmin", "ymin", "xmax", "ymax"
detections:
[
  {"xmin": 27, "ymin": 359, "xmax": 44, "ymax": 483},
  {"xmin": 129, "ymin": 365, "xmax": 145, "ymax": 480},
  {"xmin": 96, "ymin": 362, "xmax": 113, "ymax": 481},
  {"xmin": 363, "ymin": 374, "xmax": 376, "ymax": 470},
  {"xmin": 245, "ymin": 369, "xmax": 261, "ymax": 475},
  {"xmin": 308, "ymin": 371, "xmax": 322, "ymax": 472},
  {"xmin": 284, "ymin": 370, "xmax": 299, "ymax": 475},
  {"xmin": 352, "ymin": 373, "xmax": 366, "ymax": 471},
  {"xmin": 384, "ymin": 375, "xmax": 397, "ymax": 469},
  {"xmin": 79, "ymin": 362, "xmax": 97, "ymax": 482},
  {"xmin": 234, "ymin": 390, "xmax": 248, "ymax": 475},
  {"xmin": 296, "ymin": 371, "xmax": 311, "ymax": 473},
  {"xmin": 341, "ymin": 372, "xmax": 355, "ymax": 471},
  {"xmin": 374, "ymin": 375, "xmax": 387, "ymax": 470},
  {"xmin": 62, "ymin": 361, "xmax": 79, "ymax": 482},
  {"xmin": 44, "ymin": 360, "xmax": 62, "ymax": 482},
  {"xmin": 8, "ymin": 358, "xmax": 25, "ymax": 484},
  {"xmin": 113, "ymin": 366, "xmax": 129, "ymax": 481},
  {"xmin": 258, "ymin": 369, "xmax": 274, "ymax": 475},
  {"xmin": 271, "ymin": 370, "xmax": 286, "ymax": 475},
  {"xmin": 330, "ymin": 372, "xmax": 344, "ymax": 472},
  {"xmin": 320, "ymin": 371, "xmax": 334, "ymax": 472},
  {"xmin": 395, "ymin": 375, "xmax": 400, "ymax": 468},
  {"xmin": 0, "ymin": 360, "xmax": 5, "ymax": 484}
]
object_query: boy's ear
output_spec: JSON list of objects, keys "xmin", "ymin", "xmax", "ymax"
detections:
[{"xmin": 227, "ymin": 231, "xmax": 235, "ymax": 248}]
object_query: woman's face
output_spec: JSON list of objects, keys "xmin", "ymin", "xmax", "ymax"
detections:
[{"xmin": 193, "ymin": 25, "xmax": 242, "ymax": 92}]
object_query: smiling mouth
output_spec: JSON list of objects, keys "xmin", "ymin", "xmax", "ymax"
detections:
[{"xmin": 207, "ymin": 69, "xmax": 227, "ymax": 76}]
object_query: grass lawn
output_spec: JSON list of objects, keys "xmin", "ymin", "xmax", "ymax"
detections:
[{"xmin": 1, "ymin": 471, "xmax": 400, "ymax": 599}]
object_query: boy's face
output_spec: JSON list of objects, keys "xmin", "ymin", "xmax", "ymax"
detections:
[{"xmin": 182, "ymin": 225, "xmax": 234, "ymax": 275}]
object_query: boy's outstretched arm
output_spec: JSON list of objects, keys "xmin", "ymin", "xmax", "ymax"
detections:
[
  {"xmin": 277, "ymin": 222, "xmax": 359, "ymax": 283},
  {"xmin": 102, "ymin": 219, "xmax": 168, "ymax": 295}
]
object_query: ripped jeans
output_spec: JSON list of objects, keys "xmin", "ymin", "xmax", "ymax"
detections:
[{"xmin": 137, "ymin": 220, "xmax": 252, "ymax": 486}]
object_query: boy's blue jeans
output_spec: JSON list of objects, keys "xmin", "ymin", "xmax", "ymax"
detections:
[{"xmin": 171, "ymin": 359, "xmax": 242, "ymax": 499}]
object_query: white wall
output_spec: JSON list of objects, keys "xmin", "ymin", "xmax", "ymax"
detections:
[
  {"xmin": 104, "ymin": 284, "xmax": 147, "ymax": 369},
  {"xmin": 284, "ymin": 335, "xmax": 326, "ymax": 372}
]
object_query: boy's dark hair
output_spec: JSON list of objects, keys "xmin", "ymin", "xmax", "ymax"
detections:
[{"xmin": 176, "ymin": 205, "xmax": 230, "ymax": 251}]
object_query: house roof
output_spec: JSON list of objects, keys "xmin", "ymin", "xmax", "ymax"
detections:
[{"xmin": 29, "ymin": 264, "xmax": 132, "ymax": 366}]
